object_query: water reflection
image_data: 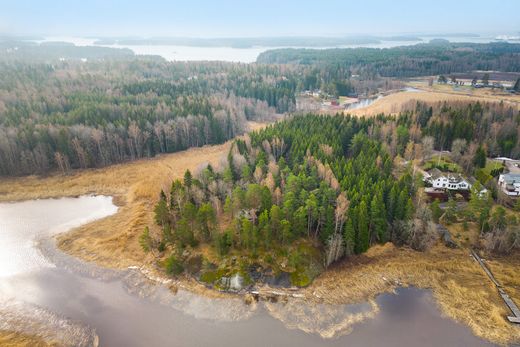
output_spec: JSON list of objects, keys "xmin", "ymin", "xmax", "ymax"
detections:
[{"xmin": 0, "ymin": 197, "xmax": 495, "ymax": 346}]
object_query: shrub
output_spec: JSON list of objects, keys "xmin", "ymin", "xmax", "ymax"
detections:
[{"xmin": 165, "ymin": 254, "xmax": 184, "ymax": 275}]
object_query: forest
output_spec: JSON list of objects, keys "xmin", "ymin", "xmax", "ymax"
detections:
[
  {"xmin": 0, "ymin": 40, "xmax": 139, "ymax": 62},
  {"xmin": 146, "ymin": 114, "xmax": 418, "ymax": 287},
  {"xmin": 143, "ymin": 101, "xmax": 520, "ymax": 288},
  {"xmin": 257, "ymin": 42, "xmax": 520, "ymax": 77},
  {"xmin": 2, "ymin": 40, "xmax": 520, "ymax": 177},
  {"xmin": 0, "ymin": 60, "xmax": 296, "ymax": 176}
]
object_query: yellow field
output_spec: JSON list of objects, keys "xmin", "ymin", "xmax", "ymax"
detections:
[{"xmin": 343, "ymin": 87, "xmax": 520, "ymax": 116}]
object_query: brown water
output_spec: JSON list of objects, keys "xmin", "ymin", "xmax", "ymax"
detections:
[{"xmin": 0, "ymin": 196, "xmax": 495, "ymax": 346}]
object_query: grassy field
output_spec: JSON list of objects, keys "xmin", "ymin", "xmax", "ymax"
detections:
[{"xmin": 342, "ymin": 87, "xmax": 520, "ymax": 117}]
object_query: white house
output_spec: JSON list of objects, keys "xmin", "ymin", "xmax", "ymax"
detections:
[
  {"xmin": 498, "ymin": 174, "xmax": 520, "ymax": 197},
  {"xmin": 424, "ymin": 168, "xmax": 471, "ymax": 191}
]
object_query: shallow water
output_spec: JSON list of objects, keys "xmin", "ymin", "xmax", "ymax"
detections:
[
  {"xmin": 345, "ymin": 96, "xmax": 382, "ymax": 110},
  {"xmin": 0, "ymin": 196, "xmax": 495, "ymax": 346}
]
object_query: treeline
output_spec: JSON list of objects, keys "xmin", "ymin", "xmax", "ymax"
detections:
[
  {"xmin": 410, "ymin": 101, "xmax": 520, "ymax": 159},
  {"xmin": 257, "ymin": 42, "xmax": 520, "ymax": 78},
  {"xmin": 0, "ymin": 40, "xmax": 139, "ymax": 62},
  {"xmin": 147, "ymin": 114, "xmax": 423, "ymax": 286},
  {"xmin": 0, "ymin": 61, "xmax": 294, "ymax": 176}
]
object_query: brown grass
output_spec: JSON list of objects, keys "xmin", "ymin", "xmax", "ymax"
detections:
[
  {"xmin": 304, "ymin": 243, "xmax": 520, "ymax": 345},
  {"xmin": 1, "ymin": 116, "xmax": 519, "ymax": 344},
  {"xmin": 0, "ymin": 141, "xmax": 232, "ymax": 268},
  {"xmin": 0, "ymin": 331, "xmax": 56, "ymax": 347},
  {"xmin": 0, "ymin": 121, "xmax": 269, "ymax": 269},
  {"xmin": 330, "ymin": 86, "xmax": 520, "ymax": 117}
]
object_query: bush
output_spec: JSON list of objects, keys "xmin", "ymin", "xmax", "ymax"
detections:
[{"xmin": 165, "ymin": 254, "xmax": 184, "ymax": 275}]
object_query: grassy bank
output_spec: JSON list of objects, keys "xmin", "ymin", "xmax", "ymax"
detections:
[
  {"xmin": 0, "ymin": 331, "xmax": 55, "ymax": 347},
  {"xmin": 304, "ymin": 243, "xmax": 520, "ymax": 345},
  {"xmin": 0, "ymin": 116, "xmax": 519, "ymax": 345}
]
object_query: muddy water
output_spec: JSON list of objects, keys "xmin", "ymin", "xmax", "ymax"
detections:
[{"xmin": 0, "ymin": 196, "xmax": 495, "ymax": 346}]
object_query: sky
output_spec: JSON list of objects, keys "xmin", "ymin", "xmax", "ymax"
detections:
[{"xmin": 1, "ymin": 0, "xmax": 519, "ymax": 38}]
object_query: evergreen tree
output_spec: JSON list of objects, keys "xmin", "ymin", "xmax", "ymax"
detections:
[
  {"xmin": 139, "ymin": 226, "xmax": 152, "ymax": 253},
  {"xmin": 343, "ymin": 218, "xmax": 355, "ymax": 255},
  {"xmin": 357, "ymin": 200, "xmax": 369, "ymax": 253},
  {"xmin": 370, "ymin": 192, "xmax": 387, "ymax": 242},
  {"xmin": 183, "ymin": 169, "xmax": 193, "ymax": 188},
  {"xmin": 196, "ymin": 203, "xmax": 216, "ymax": 241},
  {"xmin": 430, "ymin": 199, "xmax": 443, "ymax": 222},
  {"xmin": 444, "ymin": 198, "xmax": 458, "ymax": 224},
  {"xmin": 473, "ymin": 146, "xmax": 487, "ymax": 169},
  {"xmin": 154, "ymin": 197, "xmax": 169, "ymax": 226}
]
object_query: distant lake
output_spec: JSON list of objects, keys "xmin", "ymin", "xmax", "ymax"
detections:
[{"xmin": 38, "ymin": 35, "xmax": 507, "ymax": 63}]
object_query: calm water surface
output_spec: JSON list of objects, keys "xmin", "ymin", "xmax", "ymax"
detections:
[
  {"xmin": 37, "ymin": 35, "xmax": 506, "ymax": 63},
  {"xmin": 0, "ymin": 196, "xmax": 495, "ymax": 346}
]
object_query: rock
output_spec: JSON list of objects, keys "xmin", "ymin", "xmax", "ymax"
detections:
[
  {"xmin": 436, "ymin": 224, "xmax": 458, "ymax": 248},
  {"xmin": 244, "ymin": 293, "xmax": 256, "ymax": 305},
  {"xmin": 264, "ymin": 272, "xmax": 291, "ymax": 288},
  {"xmin": 169, "ymin": 284, "xmax": 178, "ymax": 294}
]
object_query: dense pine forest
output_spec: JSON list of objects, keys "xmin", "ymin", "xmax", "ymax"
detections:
[
  {"xmin": 257, "ymin": 42, "xmax": 520, "ymax": 77},
  {"xmin": 146, "ymin": 114, "xmax": 417, "ymax": 287},
  {"xmin": 143, "ymin": 101, "xmax": 519, "ymax": 288},
  {"xmin": 0, "ymin": 60, "xmax": 296, "ymax": 175},
  {"xmin": 1, "ymin": 40, "xmax": 520, "ymax": 177}
]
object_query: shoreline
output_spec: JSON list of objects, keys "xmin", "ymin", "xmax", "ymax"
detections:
[{"xmin": 0, "ymin": 118, "xmax": 519, "ymax": 345}]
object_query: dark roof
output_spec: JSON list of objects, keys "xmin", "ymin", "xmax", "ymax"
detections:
[{"xmin": 428, "ymin": 168, "xmax": 443, "ymax": 180}]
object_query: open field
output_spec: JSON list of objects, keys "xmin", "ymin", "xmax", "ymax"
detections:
[
  {"xmin": 0, "ymin": 111, "xmax": 519, "ymax": 344},
  {"xmin": 345, "ymin": 89, "xmax": 520, "ymax": 117}
]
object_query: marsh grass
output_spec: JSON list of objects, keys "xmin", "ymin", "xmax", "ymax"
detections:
[
  {"xmin": 304, "ymin": 243, "xmax": 520, "ymax": 345},
  {"xmin": 0, "ymin": 331, "xmax": 55, "ymax": 347},
  {"xmin": 0, "ymin": 120, "xmax": 518, "ymax": 345}
]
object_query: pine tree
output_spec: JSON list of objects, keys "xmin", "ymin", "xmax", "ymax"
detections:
[
  {"xmin": 444, "ymin": 198, "xmax": 457, "ymax": 224},
  {"xmin": 357, "ymin": 200, "xmax": 369, "ymax": 253},
  {"xmin": 154, "ymin": 197, "xmax": 169, "ymax": 226},
  {"xmin": 405, "ymin": 197, "xmax": 414, "ymax": 220},
  {"xmin": 139, "ymin": 226, "xmax": 152, "ymax": 252},
  {"xmin": 473, "ymin": 146, "xmax": 487, "ymax": 168},
  {"xmin": 223, "ymin": 196, "xmax": 233, "ymax": 217},
  {"xmin": 430, "ymin": 199, "xmax": 442, "ymax": 222},
  {"xmin": 270, "ymin": 204, "xmax": 282, "ymax": 240},
  {"xmin": 370, "ymin": 192, "xmax": 387, "ymax": 243},
  {"xmin": 343, "ymin": 217, "xmax": 355, "ymax": 255},
  {"xmin": 183, "ymin": 170, "xmax": 192, "ymax": 188},
  {"xmin": 196, "ymin": 203, "xmax": 216, "ymax": 241}
]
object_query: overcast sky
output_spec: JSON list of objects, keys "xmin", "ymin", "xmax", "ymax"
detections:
[{"xmin": 1, "ymin": 0, "xmax": 519, "ymax": 37}]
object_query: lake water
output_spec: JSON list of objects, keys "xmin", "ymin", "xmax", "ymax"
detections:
[
  {"xmin": 37, "ymin": 35, "xmax": 509, "ymax": 63},
  {"xmin": 0, "ymin": 196, "xmax": 495, "ymax": 346}
]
